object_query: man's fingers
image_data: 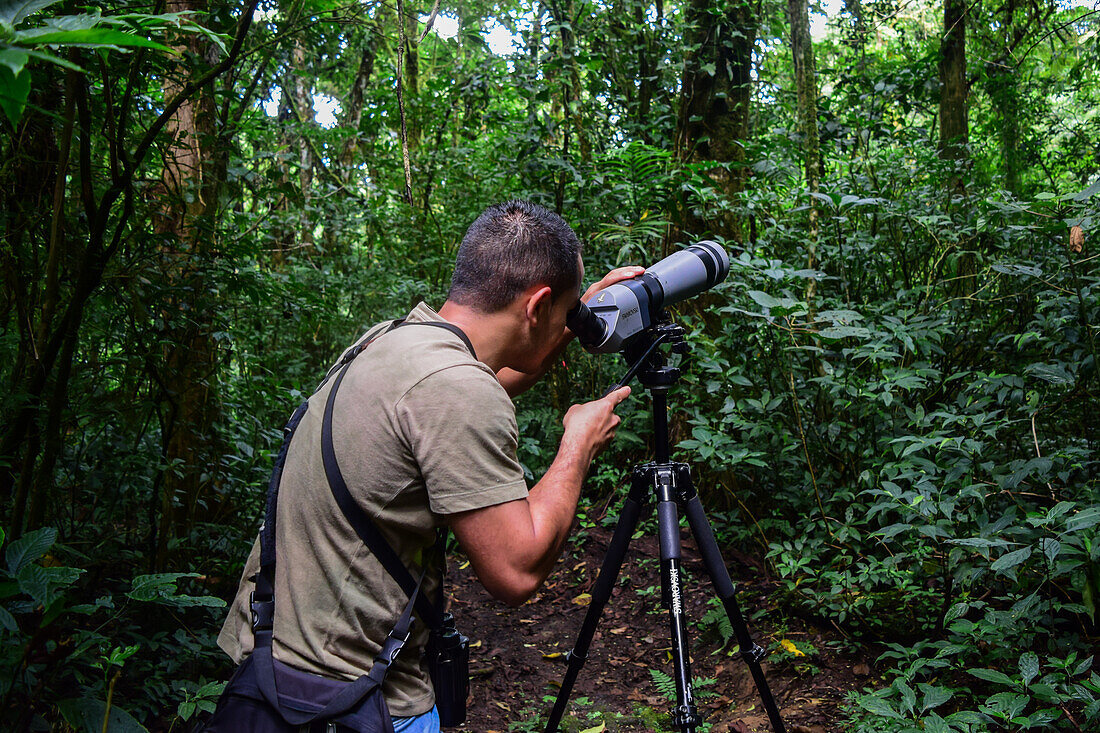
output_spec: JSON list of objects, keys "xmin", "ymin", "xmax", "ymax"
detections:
[
  {"xmin": 583, "ymin": 266, "xmax": 645, "ymax": 301},
  {"xmin": 604, "ymin": 385, "xmax": 631, "ymax": 406}
]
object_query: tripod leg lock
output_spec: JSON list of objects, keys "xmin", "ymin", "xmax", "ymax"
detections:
[
  {"xmin": 565, "ymin": 649, "xmax": 587, "ymax": 664},
  {"xmin": 672, "ymin": 703, "xmax": 701, "ymax": 729},
  {"xmin": 742, "ymin": 642, "xmax": 767, "ymax": 665}
]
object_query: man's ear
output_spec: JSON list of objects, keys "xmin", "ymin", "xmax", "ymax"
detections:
[{"xmin": 524, "ymin": 285, "xmax": 554, "ymax": 324}]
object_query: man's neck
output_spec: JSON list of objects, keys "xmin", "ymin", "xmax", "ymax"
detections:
[{"xmin": 436, "ymin": 300, "xmax": 517, "ymax": 373}]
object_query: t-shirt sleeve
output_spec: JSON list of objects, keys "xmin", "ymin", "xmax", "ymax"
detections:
[{"xmin": 395, "ymin": 364, "xmax": 529, "ymax": 514}]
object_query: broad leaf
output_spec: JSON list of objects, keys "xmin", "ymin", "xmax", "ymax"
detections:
[
  {"xmin": 16, "ymin": 28, "xmax": 173, "ymax": 53},
  {"xmin": 57, "ymin": 698, "xmax": 149, "ymax": 733},
  {"xmin": 855, "ymin": 694, "xmax": 903, "ymax": 719},
  {"xmin": 968, "ymin": 668, "xmax": 1016, "ymax": 687},
  {"xmin": 0, "ymin": 65, "xmax": 31, "ymax": 127},
  {"xmin": 1019, "ymin": 652, "xmax": 1039, "ymax": 687},
  {"xmin": 747, "ymin": 290, "xmax": 780, "ymax": 309},
  {"xmin": 0, "ymin": 0, "xmax": 62, "ymax": 26},
  {"xmin": 5, "ymin": 526, "xmax": 56, "ymax": 574},
  {"xmin": 990, "ymin": 546, "xmax": 1032, "ymax": 578}
]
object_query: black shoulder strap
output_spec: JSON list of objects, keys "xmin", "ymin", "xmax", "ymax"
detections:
[
  {"xmin": 253, "ymin": 318, "xmax": 474, "ymax": 637},
  {"xmin": 321, "ymin": 353, "xmax": 441, "ymax": 626}
]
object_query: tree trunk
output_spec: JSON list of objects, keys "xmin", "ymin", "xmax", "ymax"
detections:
[
  {"xmin": 995, "ymin": 0, "xmax": 1024, "ymax": 195},
  {"xmin": 676, "ymin": 0, "xmax": 757, "ymax": 242},
  {"xmin": 938, "ymin": 0, "xmax": 968, "ymax": 159},
  {"xmin": 338, "ymin": 9, "xmax": 385, "ymax": 172},
  {"xmin": 788, "ymin": 0, "xmax": 822, "ymax": 306},
  {"xmin": 154, "ymin": 0, "xmax": 223, "ymax": 568},
  {"xmin": 287, "ymin": 36, "xmax": 315, "ymax": 247}
]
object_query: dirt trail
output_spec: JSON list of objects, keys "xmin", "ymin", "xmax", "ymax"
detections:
[{"xmin": 448, "ymin": 523, "xmax": 876, "ymax": 732}]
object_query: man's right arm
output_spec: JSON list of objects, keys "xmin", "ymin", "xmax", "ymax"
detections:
[{"xmin": 447, "ymin": 386, "xmax": 631, "ymax": 607}]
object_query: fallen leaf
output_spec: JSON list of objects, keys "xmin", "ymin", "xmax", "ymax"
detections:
[
  {"xmin": 779, "ymin": 638, "xmax": 806, "ymax": 657},
  {"xmin": 573, "ymin": 592, "xmax": 592, "ymax": 606},
  {"xmin": 578, "ymin": 724, "xmax": 606, "ymax": 733},
  {"xmin": 542, "ymin": 651, "xmax": 564, "ymax": 660}
]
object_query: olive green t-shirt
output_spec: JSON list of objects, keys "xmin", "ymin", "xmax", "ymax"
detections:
[{"xmin": 217, "ymin": 302, "xmax": 529, "ymax": 716}]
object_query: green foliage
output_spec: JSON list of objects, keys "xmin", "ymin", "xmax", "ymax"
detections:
[
  {"xmin": 1, "ymin": 0, "xmax": 1098, "ymax": 728},
  {"xmin": 0, "ymin": 526, "xmax": 225, "ymax": 727},
  {"xmin": 0, "ymin": 0, "xmax": 214, "ymax": 126}
]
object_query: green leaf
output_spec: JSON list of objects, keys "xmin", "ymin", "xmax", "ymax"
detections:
[
  {"xmin": 0, "ymin": 47, "xmax": 29, "ymax": 76},
  {"xmin": 0, "ymin": 0, "xmax": 63, "ymax": 26},
  {"xmin": 919, "ymin": 683, "xmax": 953, "ymax": 712},
  {"xmin": 1019, "ymin": 652, "xmax": 1039, "ymax": 687},
  {"xmin": 1072, "ymin": 176, "xmax": 1100, "ymax": 201},
  {"xmin": 0, "ymin": 65, "xmax": 31, "ymax": 128},
  {"xmin": 946, "ymin": 710, "xmax": 990, "ymax": 725},
  {"xmin": 981, "ymin": 692, "xmax": 1029, "ymax": 720},
  {"xmin": 895, "ymin": 679, "xmax": 916, "ymax": 715},
  {"xmin": 16, "ymin": 28, "xmax": 173, "ymax": 53},
  {"xmin": 944, "ymin": 601, "xmax": 969, "ymax": 623},
  {"xmin": 1066, "ymin": 506, "xmax": 1100, "ymax": 532},
  {"xmin": 5, "ymin": 527, "xmax": 56, "ymax": 574},
  {"xmin": 968, "ymin": 667, "xmax": 1016, "ymax": 687},
  {"xmin": 855, "ymin": 694, "xmax": 903, "ymax": 719},
  {"xmin": 921, "ymin": 712, "xmax": 952, "ymax": 733},
  {"xmin": 990, "ymin": 546, "xmax": 1032, "ymax": 578},
  {"xmin": 126, "ymin": 572, "xmax": 225, "ymax": 608},
  {"xmin": 946, "ymin": 537, "xmax": 1013, "ymax": 549},
  {"xmin": 747, "ymin": 290, "xmax": 780, "ymax": 309},
  {"xmin": 56, "ymin": 697, "xmax": 149, "ymax": 733},
  {"xmin": 127, "ymin": 572, "xmax": 196, "ymax": 601},
  {"xmin": 177, "ymin": 700, "xmax": 195, "ymax": 721},
  {"xmin": 819, "ymin": 325, "xmax": 871, "ymax": 340},
  {"xmin": 1024, "ymin": 362, "xmax": 1072, "ymax": 385},
  {"xmin": 17, "ymin": 563, "xmax": 82, "ymax": 607},
  {"xmin": 0, "ymin": 603, "xmax": 17, "ymax": 631},
  {"xmin": 1038, "ymin": 537, "xmax": 1061, "ymax": 564}
]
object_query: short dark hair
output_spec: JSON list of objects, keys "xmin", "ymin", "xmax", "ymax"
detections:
[{"xmin": 448, "ymin": 200, "xmax": 583, "ymax": 313}]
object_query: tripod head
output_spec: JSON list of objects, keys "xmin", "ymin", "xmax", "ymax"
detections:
[{"xmin": 611, "ymin": 310, "xmax": 690, "ymax": 393}]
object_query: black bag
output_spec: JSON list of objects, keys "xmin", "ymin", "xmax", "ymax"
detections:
[
  {"xmin": 203, "ymin": 652, "xmax": 393, "ymax": 732},
  {"xmin": 205, "ymin": 320, "xmax": 474, "ymax": 732}
]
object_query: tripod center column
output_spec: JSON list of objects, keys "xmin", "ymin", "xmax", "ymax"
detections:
[{"xmin": 651, "ymin": 387, "xmax": 670, "ymax": 464}]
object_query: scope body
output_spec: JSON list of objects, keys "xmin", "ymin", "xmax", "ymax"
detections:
[{"xmin": 569, "ymin": 241, "xmax": 730, "ymax": 354}]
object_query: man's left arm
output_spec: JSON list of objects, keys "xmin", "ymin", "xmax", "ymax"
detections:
[{"xmin": 497, "ymin": 265, "xmax": 644, "ymax": 397}]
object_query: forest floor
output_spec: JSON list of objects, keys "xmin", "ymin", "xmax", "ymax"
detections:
[{"xmin": 450, "ymin": 521, "xmax": 883, "ymax": 733}]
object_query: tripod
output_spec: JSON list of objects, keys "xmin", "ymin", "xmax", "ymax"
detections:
[{"xmin": 545, "ymin": 318, "xmax": 786, "ymax": 733}]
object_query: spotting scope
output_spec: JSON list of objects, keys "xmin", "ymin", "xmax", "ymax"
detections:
[{"xmin": 567, "ymin": 241, "xmax": 730, "ymax": 354}]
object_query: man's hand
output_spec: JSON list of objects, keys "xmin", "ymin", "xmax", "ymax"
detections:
[
  {"xmin": 582, "ymin": 266, "xmax": 645, "ymax": 304},
  {"xmin": 560, "ymin": 386, "xmax": 631, "ymax": 466},
  {"xmin": 448, "ymin": 385, "xmax": 633, "ymax": 607}
]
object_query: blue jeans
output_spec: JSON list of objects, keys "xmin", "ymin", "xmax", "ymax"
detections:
[{"xmin": 392, "ymin": 707, "xmax": 440, "ymax": 733}]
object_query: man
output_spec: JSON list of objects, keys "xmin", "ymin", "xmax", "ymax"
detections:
[{"xmin": 218, "ymin": 200, "xmax": 642, "ymax": 731}]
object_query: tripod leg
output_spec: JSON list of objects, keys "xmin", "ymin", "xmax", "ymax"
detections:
[
  {"xmin": 544, "ymin": 478, "xmax": 649, "ymax": 733},
  {"xmin": 681, "ymin": 480, "xmax": 786, "ymax": 733},
  {"xmin": 655, "ymin": 465, "xmax": 701, "ymax": 732}
]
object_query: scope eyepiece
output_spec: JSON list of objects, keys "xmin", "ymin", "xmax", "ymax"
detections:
[
  {"xmin": 567, "ymin": 241, "xmax": 729, "ymax": 354},
  {"xmin": 566, "ymin": 300, "xmax": 608, "ymax": 348}
]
